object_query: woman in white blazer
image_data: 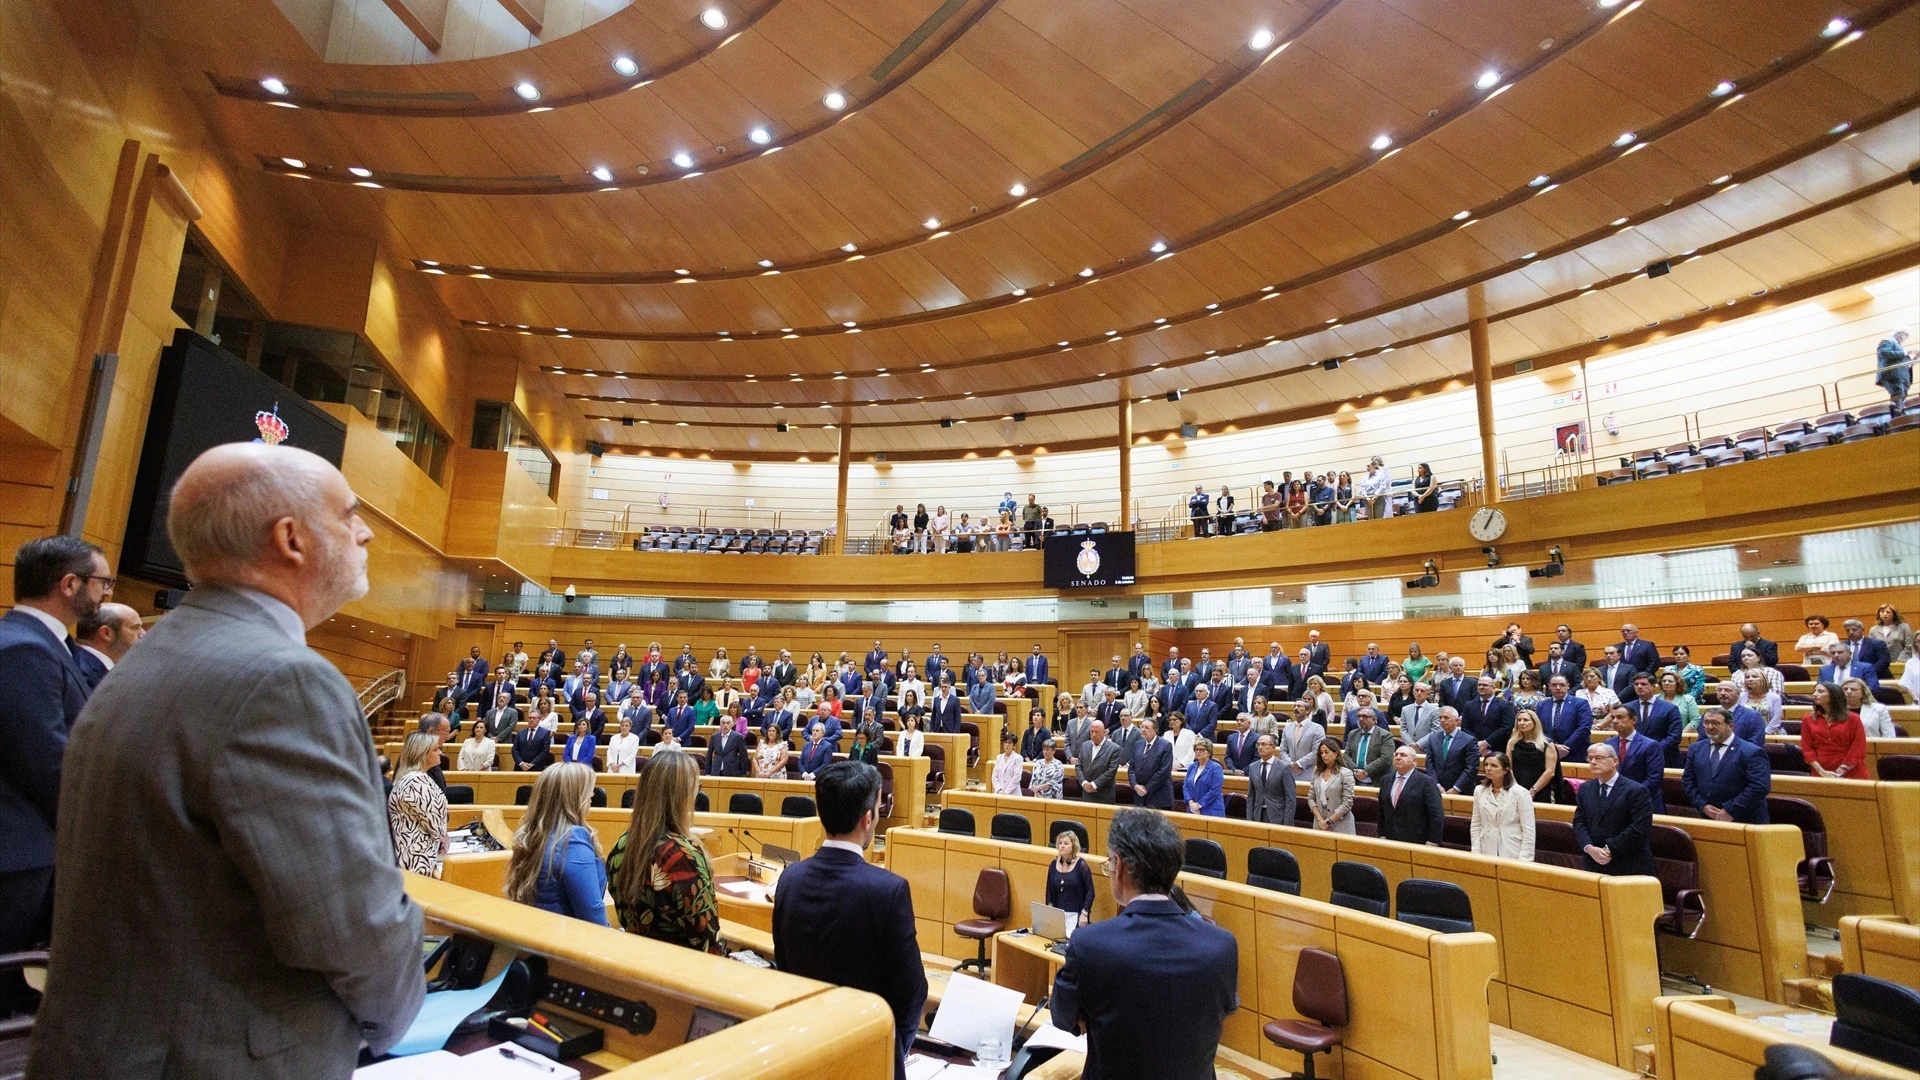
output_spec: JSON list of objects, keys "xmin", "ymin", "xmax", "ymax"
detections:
[{"xmin": 1469, "ymin": 752, "xmax": 1536, "ymax": 861}]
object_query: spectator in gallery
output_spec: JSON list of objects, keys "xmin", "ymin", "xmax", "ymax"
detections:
[
  {"xmin": 1875, "ymin": 327, "xmax": 1910, "ymax": 411},
  {"xmin": 1259, "ymin": 480, "xmax": 1281, "ymax": 531},
  {"xmin": 1332, "ymin": 470, "xmax": 1356, "ymax": 524},
  {"xmin": 930, "ymin": 505, "xmax": 950, "ymax": 555},
  {"xmin": 912, "ymin": 504, "xmax": 930, "ymax": 553},
  {"xmin": 1187, "ymin": 484, "xmax": 1210, "ymax": 538},
  {"xmin": 1285, "ymin": 479, "xmax": 1309, "ymax": 527},
  {"xmin": 1794, "ymin": 615, "xmax": 1839, "ymax": 666},
  {"xmin": 1412, "ymin": 463, "xmax": 1439, "ymax": 513},
  {"xmin": 1214, "ymin": 485, "xmax": 1236, "ymax": 537},
  {"xmin": 1359, "ymin": 455, "xmax": 1394, "ymax": 519},
  {"xmin": 1022, "ymin": 494, "xmax": 1044, "ymax": 549}
]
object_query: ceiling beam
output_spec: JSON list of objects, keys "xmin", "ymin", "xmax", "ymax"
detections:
[
  {"xmin": 493, "ymin": 0, "xmax": 544, "ymax": 36},
  {"xmin": 380, "ymin": 0, "xmax": 445, "ymax": 52}
]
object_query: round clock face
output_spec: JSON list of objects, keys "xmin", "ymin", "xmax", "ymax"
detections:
[{"xmin": 1469, "ymin": 507, "xmax": 1508, "ymax": 542}]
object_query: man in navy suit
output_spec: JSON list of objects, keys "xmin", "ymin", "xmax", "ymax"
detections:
[
  {"xmin": 1727, "ymin": 623, "xmax": 1778, "ymax": 670},
  {"xmin": 1355, "ymin": 642, "xmax": 1390, "ymax": 684},
  {"xmin": 1052, "ymin": 808, "xmax": 1237, "ymax": 1080},
  {"xmin": 1158, "ymin": 646, "xmax": 1183, "ymax": 684},
  {"xmin": 1423, "ymin": 709, "xmax": 1480, "ymax": 794},
  {"xmin": 1712, "ymin": 681, "xmax": 1768, "ymax": 747},
  {"xmin": 923, "ymin": 645, "xmax": 949, "ymax": 689},
  {"xmin": 527, "ymin": 662, "xmax": 560, "ymax": 706},
  {"xmin": 774, "ymin": 764, "xmax": 926, "ymax": 1079},
  {"xmin": 1129, "ymin": 718, "xmax": 1174, "ymax": 809},
  {"xmin": 865, "ymin": 640, "xmax": 888, "ymax": 677},
  {"xmin": 665, "ymin": 691, "xmax": 698, "ymax": 742},
  {"xmin": 1539, "ymin": 676, "xmax": 1593, "ymax": 765},
  {"xmin": 1617, "ymin": 624, "xmax": 1659, "ymax": 677},
  {"xmin": 1224, "ymin": 666, "xmax": 1263, "ymax": 720},
  {"xmin": 1594, "ymin": 645, "xmax": 1636, "ymax": 700},
  {"xmin": 1818, "ymin": 642, "xmax": 1879, "ymax": 690},
  {"xmin": 1537, "ymin": 642, "xmax": 1582, "ymax": 690},
  {"xmin": 1127, "ymin": 643, "xmax": 1152, "ymax": 683},
  {"xmin": 1840, "ymin": 620, "xmax": 1891, "ymax": 678},
  {"xmin": 1223, "ymin": 714, "xmax": 1260, "ymax": 774},
  {"xmin": 1461, "ymin": 677, "xmax": 1515, "ymax": 755},
  {"xmin": 1182, "ymin": 684, "xmax": 1220, "ymax": 742},
  {"xmin": 1681, "ymin": 709, "xmax": 1771, "ymax": 824},
  {"xmin": 1572, "ymin": 744, "xmax": 1656, "ymax": 876},
  {"xmin": 1550, "ymin": 624, "xmax": 1588, "ymax": 671},
  {"xmin": 927, "ymin": 684, "xmax": 963, "ymax": 734},
  {"xmin": 1, "ymin": 536, "xmax": 109, "ymax": 1015},
  {"xmin": 1603, "ymin": 705, "xmax": 1668, "ymax": 814},
  {"xmin": 1434, "ymin": 657, "xmax": 1473, "ymax": 712},
  {"xmin": 1024, "ymin": 644, "xmax": 1049, "ymax": 695},
  {"xmin": 1622, "ymin": 672, "xmax": 1684, "ymax": 767},
  {"xmin": 707, "ymin": 723, "xmax": 750, "ymax": 777},
  {"xmin": 1191, "ymin": 648, "xmax": 1216, "ymax": 685},
  {"xmin": 458, "ymin": 646, "xmax": 490, "ymax": 703},
  {"xmin": 68, "ymin": 602, "xmax": 144, "ymax": 693},
  {"xmin": 1305, "ymin": 630, "xmax": 1330, "ymax": 671},
  {"xmin": 562, "ymin": 661, "xmax": 593, "ymax": 717}
]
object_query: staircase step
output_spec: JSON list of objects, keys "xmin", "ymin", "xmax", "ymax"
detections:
[{"xmin": 1781, "ymin": 977, "xmax": 1834, "ymax": 1013}]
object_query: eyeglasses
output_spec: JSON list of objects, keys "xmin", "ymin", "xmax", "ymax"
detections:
[{"xmin": 80, "ymin": 574, "xmax": 116, "ymax": 590}]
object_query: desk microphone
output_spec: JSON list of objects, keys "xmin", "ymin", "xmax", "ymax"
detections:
[{"xmin": 735, "ymin": 828, "xmax": 765, "ymax": 855}]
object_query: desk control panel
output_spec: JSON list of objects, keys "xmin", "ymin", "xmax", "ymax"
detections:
[{"xmin": 539, "ymin": 974, "xmax": 657, "ymax": 1035}]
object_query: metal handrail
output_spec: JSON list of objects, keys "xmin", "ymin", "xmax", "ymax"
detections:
[
  {"xmin": 358, "ymin": 669, "xmax": 406, "ymax": 718},
  {"xmin": 1833, "ymin": 355, "xmax": 1914, "ymax": 410}
]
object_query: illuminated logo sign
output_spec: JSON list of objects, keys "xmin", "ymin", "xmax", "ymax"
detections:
[
  {"xmin": 1075, "ymin": 539, "xmax": 1101, "ymax": 577},
  {"xmin": 254, "ymin": 404, "xmax": 288, "ymax": 445}
]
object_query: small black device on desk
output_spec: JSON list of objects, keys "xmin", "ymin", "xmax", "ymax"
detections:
[{"xmin": 490, "ymin": 1013, "xmax": 602, "ymax": 1062}]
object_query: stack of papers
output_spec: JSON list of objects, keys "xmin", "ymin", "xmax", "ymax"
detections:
[{"xmin": 354, "ymin": 1043, "xmax": 580, "ymax": 1079}]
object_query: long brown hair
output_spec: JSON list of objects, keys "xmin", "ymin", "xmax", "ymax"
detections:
[
  {"xmin": 611, "ymin": 750, "xmax": 702, "ymax": 912},
  {"xmin": 505, "ymin": 764, "xmax": 596, "ymax": 904}
]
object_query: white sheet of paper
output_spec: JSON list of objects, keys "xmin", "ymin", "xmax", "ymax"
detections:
[
  {"xmin": 1021, "ymin": 1023, "xmax": 1088, "ymax": 1054},
  {"xmin": 902, "ymin": 1054, "xmax": 950, "ymax": 1080},
  {"xmin": 927, "ymin": 972, "xmax": 1026, "ymax": 1056}
]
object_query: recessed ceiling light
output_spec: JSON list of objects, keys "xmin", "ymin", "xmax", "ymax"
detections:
[
  {"xmin": 840, "ymin": 242, "xmax": 857, "ymax": 252},
  {"xmin": 748, "ymin": 127, "xmax": 771, "ymax": 145},
  {"xmin": 1078, "ymin": 268, "xmax": 1094, "ymax": 277},
  {"xmin": 1206, "ymin": 303, "xmax": 1219, "ymax": 310},
  {"xmin": 591, "ymin": 166, "xmax": 613, "ymax": 182},
  {"xmin": 1011, "ymin": 288, "xmax": 1026, "ymax": 296},
  {"xmin": 1153, "ymin": 317, "xmax": 1167, "ymax": 324},
  {"xmin": 1528, "ymin": 174, "xmax": 1550, "ymax": 187},
  {"xmin": 612, "ymin": 56, "xmax": 639, "ymax": 76},
  {"xmin": 923, "ymin": 217, "xmax": 941, "ymax": 230},
  {"xmin": 281, "ymin": 157, "xmax": 305, "ymax": 169},
  {"xmin": 1710, "ymin": 80, "xmax": 1735, "ymax": 97},
  {"xmin": 1249, "ymin": 27, "xmax": 1275, "ymax": 50},
  {"xmin": 1522, "ymin": 251, "xmax": 1537, "ymax": 259},
  {"xmin": 674, "ymin": 268, "xmax": 690, "ymax": 275},
  {"xmin": 843, "ymin": 321, "xmax": 857, "ymax": 328},
  {"xmin": 1838, "ymin": 28, "xmax": 1863, "ymax": 44},
  {"xmin": 269, "ymin": 101, "xmax": 298, "ymax": 109},
  {"xmin": 1612, "ymin": 131, "xmax": 1636, "ymax": 146},
  {"xmin": 1712, "ymin": 174, "xmax": 1732, "ymax": 185},
  {"xmin": 1820, "ymin": 16, "xmax": 1849, "ymax": 37},
  {"xmin": 1611, "ymin": 216, "xmax": 1629, "ymax": 226},
  {"xmin": 260, "ymin": 77, "xmax": 288, "ymax": 95},
  {"xmin": 757, "ymin": 258, "xmax": 773, "ymax": 267},
  {"xmin": 1326, "ymin": 317, "xmax": 1338, "ymax": 324},
  {"xmin": 1828, "ymin": 121, "xmax": 1850, "ymax": 134},
  {"xmin": 1057, "ymin": 341, "xmax": 1069, "ymax": 346},
  {"xmin": 1370, "ymin": 134, "xmax": 1393, "ymax": 151},
  {"xmin": 700, "ymin": 7, "xmax": 727, "ymax": 29},
  {"xmin": 672, "ymin": 151, "xmax": 694, "ymax": 168},
  {"xmin": 348, "ymin": 167, "xmax": 372, "ymax": 178},
  {"xmin": 1452, "ymin": 210, "xmax": 1472, "ymax": 221},
  {"xmin": 1147, "ymin": 241, "xmax": 1168, "ymax": 256},
  {"xmin": 1475, "ymin": 69, "xmax": 1501, "ymax": 90},
  {"xmin": 823, "ymin": 91, "xmax": 847, "ymax": 111},
  {"xmin": 1008, "ymin": 182, "xmax": 1027, "ymax": 197},
  {"xmin": 514, "ymin": 82, "xmax": 540, "ymax": 101},
  {"xmin": 1540, "ymin": 184, "xmax": 1559, "ymax": 193},
  {"xmin": 1598, "ymin": 0, "xmax": 1622, "ymax": 7},
  {"xmin": 1106, "ymin": 330, "xmax": 1118, "ymax": 336}
]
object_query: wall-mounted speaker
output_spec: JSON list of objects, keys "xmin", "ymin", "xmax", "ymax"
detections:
[
  {"xmin": 940, "ymin": 418, "xmax": 954, "ymax": 428},
  {"xmin": 1179, "ymin": 422, "xmax": 1198, "ymax": 439},
  {"xmin": 1165, "ymin": 390, "xmax": 1182, "ymax": 402},
  {"xmin": 1322, "ymin": 358, "xmax": 1341, "ymax": 371},
  {"xmin": 586, "ymin": 441, "xmax": 607, "ymax": 457},
  {"xmin": 1646, "ymin": 259, "xmax": 1672, "ymax": 278}
]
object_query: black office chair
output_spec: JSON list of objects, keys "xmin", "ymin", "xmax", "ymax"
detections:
[
  {"xmin": 990, "ymin": 813, "xmax": 1033, "ymax": 844},
  {"xmin": 514, "ymin": 784, "xmax": 533, "ymax": 806},
  {"xmin": 938, "ymin": 807, "xmax": 977, "ymax": 836},
  {"xmin": 1395, "ymin": 879, "xmax": 1474, "ymax": 934},
  {"xmin": 1247, "ymin": 847, "xmax": 1301, "ymax": 895},
  {"xmin": 1328, "ymin": 861, "xmax": 1390, "ymax": 917},
  {"xmin": 1047, "ymin": 820, "xmax": 1090, "ymax": 851},
  {"xmin": 442, "ymin": 784, "xmax": 474, "ymax": 805},
  {"xmin": 590, "ymin": 787, "xmax": 607, "ymax": 808},
  {"xmin": 621, "ymin": 788, "xmax": 636, "ymax": 808},
  {"xmin": 780, "ymin": 795, "xmax": 817, "ymax": 818},
  {"xmin": 695, "ymin": 791, "xmax": 710, "ymax": 813},
  {"xmin": 728, "ymin": 793, "xmax": 763, "ymax": 816},
  {"xmin": 1182, "ymin": 838, "xmax": 1228, "ymax": 879},
  {"xmin": 1830, "ymin": 973, "xmax": 1920, "ymax": 1071}
]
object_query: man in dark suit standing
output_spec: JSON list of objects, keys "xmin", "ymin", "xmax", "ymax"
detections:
[
  {"xmin": 1622, "ymin": 672, "xmax": 1684, "ymax": 767},
  {"xmin": 1305, "ymin": 630, "xmax": 1330, "ymax": 672},
  {"xmin": 1492, "ymin": 622, "xmax": 1535, "ymax": 668},
  {"xmin": 1540, "ymin": 676, "xmax": 1593, "ymax": 765},
  {"xmin": 1594, "ymin": 645, "xmax": 1635, "ymax": 700},
  {"xmin": 774, "ymin": 762, "xmax": 926, "ymax": 1080},
  {"xmin": 1127, "ymin": 643, "xmax": 1152, "ymax": 683},
  {"xmin": 1423, "ymin": 710, "xmax": 1480, "ymax": 795},
  {"xmin": 927, "ymin": 683, "xmax": 963, "ymax": 735},
  {"xmin": 1159, "ymin": 646, "xmax": 1182, "ymax": 685},
  {"xmin": 512, "ymin": 723, "xmax": 555, "ymax": 772},
  {"xmin": 1601, "ymin": 704, "xmax": 1668, "ymax": 814},
  {"xmin": 1223, "ymin": 714, "xmax": 1260, "ymax": 775},
  {"xmin": 1378, "ymin": 745, "xmax": 1444, "ymax": 845},
  {"xmin": 1094, "ymin": 687, "xmax": 1124, "ymax": 733},
  {"xmin": 1551, "ymin": 624, "xmax": 1588, "ymax": 671},
  {"xmin": 67, "ymin": 602, "xmax": 143, "ymax": 693},
  {"xmin": 1103, "ymin": 654, "xmax": 1128, "ymax": 693},
  {"xmin": 538, "ymin": 639, "xmax": 567, "ymax": 679},
  {"xmin": 483, "ymin": 690, "xmax": 522, "ymax": 740},
  {"xmin": 923, "ymin": 645, "xmax": 949, "ymax": 689},
  {"xmin": 1681, "ymin": 709, "xmax": 1771, "ymax": 824},
  {"xmin": 1130, "ymin": 718, "xmax": 1174, "ymax": 809},
  {"xmin": 769, "ymin": 649, "xmax": 799, "ymax": 690},
  {"xmin": 458, "ymin": 645, "xmax": 490, "ymax": 706},
  {"xmin": 1617, "ymin": 624, "xmax": 1659, "ymax": 677},
  {"xmin": 1024, "ymin": 644, "xmax": 1049, "ymax": 696},
  {"xmin": 1245, "ymin": 734, "xmax": 1294, "ymax": 824},
  {"xmin": 707, "ymin": 723, "xmax": 750, "ymax": 777},
  {"xmin": 865, "ymin": 640, "xmax": 888, "ymax": 678},
  {"xmin": 1435, "ymin": 657, "xmax": 1473, "ymax": 712},
  {"xmin": 1841, "ymin": 620, "xmax": 1890, "ymax": 678},
  {"xmin": 1817, "ymin": 642, "xmax": 1879, "ymax": 691},
  {"xmin": 1052, "ymin": 809, "xmax": 1237, "ymax": 1080},
  {"xmin": 1, "ymin": 536, "xmax": 108, "ymax": 1016},
  {"xmin": 1182, "ymin": 684, "xmax": 1220, "ymax": 742},
  {"xmin": 1572, "ymin": 743, "xmax": 1655, "ymax": 876},
  {"xmin": 1461, "ymin": 677, "xmax": 1515, "ymax": 755},
  {"xmin": 1727, "ymin": 623, "xmax": 1778, "ymax": 670},
  {"xmin": 1078, "ymin": 721, "xmax": 1122, "ymax": 803},
  {"xmin": 1538, "ymin": 642, "xmax": 1582, "ymax": 690},
  {"xmin": 30, "ymin": 445, "xmax": 423, "ymax": 1074}
]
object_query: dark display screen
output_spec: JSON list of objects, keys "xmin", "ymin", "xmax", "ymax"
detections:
[{"xmin": 1043, "ymin": 531, "xmax": 1136, "ymax": 589}]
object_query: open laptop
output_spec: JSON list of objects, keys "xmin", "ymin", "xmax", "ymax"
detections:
[{"xmin": 1029, "ymin": 901, "xmax": 1077, "ymax": 953}]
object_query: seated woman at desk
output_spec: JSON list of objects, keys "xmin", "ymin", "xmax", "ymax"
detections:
[
  {"xmin": 562, "ymin": 719, "xmax": 598, "ymax": 769},
  {"xmin": 456, "ymin": 718, "xmax": 497, "ymax": 771},
  {"xmin": 847, "ymin": 726, "xmax": 881, "ymax": 765},
  {"xmin": 508, "ymin": 764, "xmax": 607, "ymax": 926},
  {"xmin": 754, "ymin": 721, "xmax": 790, "ymax": 778},
  {"xmin": 390, "ymin": 732, "xmax": 448, "ymax": 878},
  {"xmin": 607, "ymin": 750, "xmax": 722, "ymax": 954},
  {"xmin": 1046, "ymin": 830, "xmax": 1093, "ymax": 925}
]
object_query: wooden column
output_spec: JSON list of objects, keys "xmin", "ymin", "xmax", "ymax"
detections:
[
  {"xmin": 1117, "ymin": 381, "xmax": 1133, "ymax": 529},
  {"xmin": 1468, "ymin": 284, "xmax": 1499, "ymax": 503},
  {"xmin": 834, "ymin": 415, "xmax": 852, "ymax": 553}
]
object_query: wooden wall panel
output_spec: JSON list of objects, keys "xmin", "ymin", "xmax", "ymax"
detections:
[
  {"xmin": 320, "ymin": 402, "xmax": 451, "ymax": 551},
  {"xmin": 445, "ymin": 447, "xmax": 560, "ymax": 585}
]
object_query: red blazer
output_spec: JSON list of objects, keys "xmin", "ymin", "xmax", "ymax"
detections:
[{"xmin": 1800, "ymin": 711, "xmax": 1866, "ymax": 776}]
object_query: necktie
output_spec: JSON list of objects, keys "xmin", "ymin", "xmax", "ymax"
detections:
[
  {"xmin": 1711, "ymin": 741, "xmax": 1726, "ymax": 776},
  {"xmin": 1392, "ymin": 774, "xmax": 1406, "ymax": 804},
  {"xmin": 1601, "ymin": 782, "xmax": 1612, "ymax": 801}
]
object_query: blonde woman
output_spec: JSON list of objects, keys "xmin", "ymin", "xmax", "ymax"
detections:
[
  {"xmin": 1303, "ymin": 675, "xmax": 1333, "ymax": 720},
  {"xmin": 1308, "ymin": 740, "xmax": 1355, "ymax": 834},
  {"xmin": 793, "ymin": 674, "xmax": 816, "ymax": 712},
  {"xmin": 389, "ymin": 732, "xmax": 448, "ymax": 878},
  {"xmin": 1504, "ymin": 710, "xmax": 1561, "ymax": 804},
  {"xmin": 456, "ymin": 718, "xmax": 497, "ymax": 771},
  {"xmin": 1843, "ymin": 678, "xmax": 1897, "ymax": 738},
  {"xmin": 606, "ymin": 750, "xmax": 722, "ymax": 954},
  {"xmin": 505, "ymin": 763, "xmax": 607, "ymax": 925},
  {"xmin": 1470, "ymin": 752, "xmax": 1535, "ymax": 861},
  {"xmin": 708, "ymin": 647, "xmax": 731, "ymax": 681},
  {"xmin": 530, "ymin": 693, "xmax": 560, "ymax": 733}
]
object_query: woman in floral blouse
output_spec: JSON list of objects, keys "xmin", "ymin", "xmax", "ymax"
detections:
[
  {"xmin": 1030, "ymin": 738, "xmax": 1065, "ymax": 800},
  {"xmin": 607, "ymin": 749, "xmax": 722, "ymax": 954}
]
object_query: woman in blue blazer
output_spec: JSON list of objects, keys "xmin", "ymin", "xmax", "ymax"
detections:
[
  {"xmin": 507, "ymin": 764, "xmax": 608, "ymax": 925},
  {"xmin": 1183, "ymin": 741, "xmax": 1225, "ymax": 816},
  {"xmin": 562, "ymin": 719, "xmax": 598, "ymax": 768}
]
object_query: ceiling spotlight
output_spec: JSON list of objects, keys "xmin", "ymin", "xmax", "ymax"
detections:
[
  {"xmin": 1820, "ymin": 16, "xmax": 1849, "ymax": 37},
  {"xmin": 823, "ymin": 91, "xmax": 848, "ymax": 111},
  {"xmin": 1078, "ymin": 267, "xmax": 1094, "ymax": 277},
  {"xmin": 1527, "ymin": 174, "xmax": 1550, "ymax": 187},
  {"xmin": 1149, "ymin": 240, "xmax": 1168, "ymax": 254},
  {"xmin": 1521, "ymin": 251, "xmax": 1537, "ymax": 260},
  {"xmin": 612, "ymin": 56, "xmax": 639, "ymax": 76},
  {"xmin": 1710, "ymin": 80, "xmax": 1735, "ymax": 97},
  {"xmin": 758, "ymin": 258, "xmax": 773, "ymax": 267},
  {"xmin": 1476, "ymin": 69, "xmax": 1501, "ymax": 90},
  {"xmin": 1712, "ymin": 174, "xmax": 1732, "ymax": 185},
  {"xmin": 514, "ymin": 82, "xmax": 540, "ymax": 101},
  {"xmin": 281, "ymin": 157, "xmax": 305, "ymax": 169},
  {"xmin": 1008, "ymin": 182, "xmax": 1027, "ymax": 198},
  {"xmin": 348, "ymin": 166, "xmax": 372, "ymax": 178},
  {"xmin": 1249, "ymin": 27, "xmax": 1276, "ymax": 50},
  {"xmin": 842, "ymin": 321, "xmax": 857, "ymax": 328},
  {"xmin": 260, "ymin": 76, "xmax": 289, "ymax": 95},
  {"xmin": 749, "ymin": 127, "xmax": 771, "ymax": 145},
  {"xmin": 1828, "ymin": 121, "xmax": 1850, "ymax": 134},
  {"xmin": 700, "ymin": 6, "xmax": 728, "ymax": 29},
  {"xmin": 1611, "ymin": 216, "xmax": 1629, "ymax": 226},
  {"xmin": 923, "ymin": 217, "xmax": 941, "ymax": 230},
  {"xmin": 672, "ymin": 151, "xmax": 694, "ymax": 168},
  {"xmin": 1452, "ymin": 209, "xmax": 1472, "ymax": 220},
  {"xmin": 591, "ymin": 166, "xmax": 613, "ymax": 182},
  {"xmin": 1011, "ymin": 288, "xmax": 1026, "ymax": 296},
  {"xmin": 1612, "ymin": 131, "xmax": 1636, "ymax": 147},
  {"xmin": 840, "ymin": 242, "xmax": 857, "ymax": 252},
  {"xmin": 1598, "ymin": 0, "xmax": 1622, "ymax": 7},
  {"xmin": 1370, "ymin": 134, "xmax": 1393, "ymax": 151}
]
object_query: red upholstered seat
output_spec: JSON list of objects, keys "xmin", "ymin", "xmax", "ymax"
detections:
[{"xmin": 1264, "ymin": 1019, "xmax": 1340, "ymax": 1054}]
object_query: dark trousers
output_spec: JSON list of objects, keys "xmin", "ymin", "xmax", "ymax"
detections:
[
  {"xmin": 1190, "ymin": 515, "xmax": 1209, "ymax": 537},
  {"xmin": 0, "ymin": 865, "xmax": 52, "ymax": 1015}
]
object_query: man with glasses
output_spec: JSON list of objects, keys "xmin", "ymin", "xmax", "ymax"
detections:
[{"xmin": 1, "ymin": 536, "xmax": 109, "ymax": 1017}]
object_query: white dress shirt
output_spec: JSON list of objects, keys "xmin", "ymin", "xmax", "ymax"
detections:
[
  {"xmin": 15, "ymin": 605, "xmax": 72, "ymax": 652},
  {"xmin": 606, "ymin": 732, "xmax": 640, "ymax": 774},
  {"xmin": 79, "ymin": 643, "xmax": 114, "ymax": 671}
]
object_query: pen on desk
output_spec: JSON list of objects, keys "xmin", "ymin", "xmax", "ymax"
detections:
[{"xmin": 499, "ymin": 1046, "xmax": 558, "ymax": 1073}]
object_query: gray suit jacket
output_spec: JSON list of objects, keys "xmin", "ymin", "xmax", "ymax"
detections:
[
  {"xmin": 30, "ymin": 587, "xmax": 424, "ymax": 1079},
  {"xmin": 1079, "ymin": 740, "xmax": 1121, "ymax": 803},
  {"xmin": 1398, "ymin": 703, "xmax": 1440, "ymax": 747},
  {"xmin": 1065, "ymin": 717, "xmax": 1094, "ymax": 765},
  {"xmin": 484, "ymin": 706, "xmax": 522, "ymax": 740},
  {"xmin": 1246, "ymin": 756, "xmax": 1296, "ymax": 825}
]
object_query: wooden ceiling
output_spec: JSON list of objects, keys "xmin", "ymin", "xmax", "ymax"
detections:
[{"xmin": 165, "ymin": 0, "xmax": 1920, "ymax": 458}]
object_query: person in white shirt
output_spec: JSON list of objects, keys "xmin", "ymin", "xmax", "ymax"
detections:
[
  {"xmin": 1843, "ymin": 678, "xmax": 1896, "ymax": 738},
  {"xmin": 1469, "ymin": 752, "xmax": 1536, "ymax": 861},
  {"xmin": 509, "ymin": 642, "xmax": 529, "ymax": 679},
  {"xmin": 708, "ymin": 648, "xmax": 730, "ymax": 680},
  {"xmin": 1359, "ymin": 456, "xmax": 1394, "ymax": 519},
  {"xmin": 992, "ymin": 732, "xmax": 1024, "ymax": 795},
  {"xmin": 606, "ymin": 717, "xmax": 641, "ymax": 774},
  {"xmin": 895, "ymin": 714, "xmax": 926, "ymax": 758},
  {"xmin": 456, "ymin": 719, "xmax": 497, "ymax": 771},
  {"xmin": 793, "ymin": 675, "xmax": 816, "ymax": 712},
  {"xmin": 1080, "ymin": 670, "xmax": 1105, "ymax": 712},
  {"xmin": 531, "ymin": 694, "xmax": 561, "ymax": 733},
  {"xmin": 1123, "ymin": 677, "xmax": 1150, "ymax": 718},
  {"xmin": 931, "ymin": 506, "xmax": 951, "ymax": 554},
  {"xmin": 1576, "ymin": 668, "xmax": 1619, "ymax": 721},
  {"xmin": 1164, "ymin": 713, "xmax": 1196, "ymax": 772},
  {"xmin": 896, "ymin": 667, "xmax": 926, "ymax": 712},
  {"xmin": 1738, "ymin": 669, "xmax": 1785, "ymax": 733}
]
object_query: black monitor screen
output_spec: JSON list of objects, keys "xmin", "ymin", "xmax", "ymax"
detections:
[
  {"xmin": 120, "ymin": 329, "xmax": 347, "ymax": 589},
  {"xmin": 1043, "ymin": 531, "xmax": 1136, "ymax": 589}
]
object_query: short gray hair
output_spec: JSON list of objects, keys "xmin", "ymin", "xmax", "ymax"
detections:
[
  {"xmin": 167, "ymin": 445, "xmax": 331, "ymax": 574},
  {"xmin": 1106, "ymin": 808, "xmax": 1182, "ymax": 894}
]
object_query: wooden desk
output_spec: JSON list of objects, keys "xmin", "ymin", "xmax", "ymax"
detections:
[
  {"xmin": 710, "ymin": 852, "xmax": 777, "ymax": 934},
  {"xmin": 991, "ymin": 931, "xmax": 1066, "ymax": 1006}
]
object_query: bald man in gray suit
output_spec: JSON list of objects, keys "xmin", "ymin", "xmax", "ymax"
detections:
[{"xmin": 30, "ymin": 444, "xmax": 423, "ymax": 1079}]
